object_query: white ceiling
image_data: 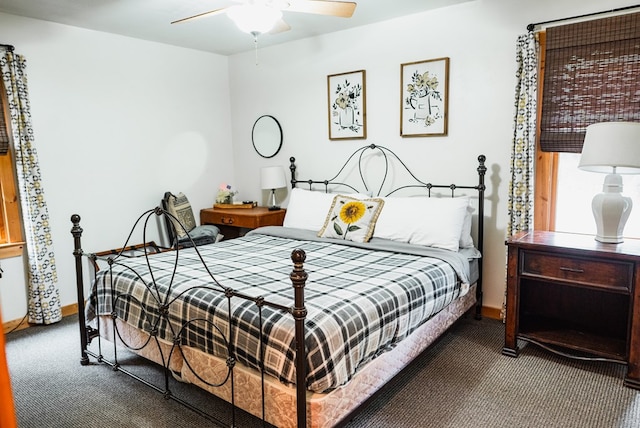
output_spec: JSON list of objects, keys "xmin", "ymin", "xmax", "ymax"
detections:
[{"xmin": 0, "ymin": 0, "xmax": 472, "ymax": 55}]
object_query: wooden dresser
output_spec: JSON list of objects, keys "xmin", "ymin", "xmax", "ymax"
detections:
[
  {"xmin": 200, "ymin": 207, "xmax": 286, "ymax": 240},
  {"xmin": 503, "ymin": 230, "xmax": 640, "ymax": 389}
]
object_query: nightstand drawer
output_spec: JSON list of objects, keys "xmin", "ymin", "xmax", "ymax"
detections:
[
  {"xmin": 520, "ymin": 250, "xmax": 633, "ymax": 292},
  {"xmin": 203, "ymin": 211, "xmax": 258, "ymax": 228}
]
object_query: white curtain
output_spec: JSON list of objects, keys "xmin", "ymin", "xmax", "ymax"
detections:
[
  {"xmin": 502, "ymin": 32, "xmax": 538, "ymax": 320},
  {"xmin": 1, "ymin": 48, "xmax": 61, "ymax": 325}
]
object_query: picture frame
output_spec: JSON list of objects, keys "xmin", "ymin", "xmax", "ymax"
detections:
[
  {"xmin": 400, "ymin": 57, "xmax": 449, "ymax": 137},
  {"xmin": 327, "ymin": 70, "xmax": 367, "ymax": 140}
]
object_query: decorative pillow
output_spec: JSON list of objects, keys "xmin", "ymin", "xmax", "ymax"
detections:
[
  {"xmin": 317, "ymin": 195, "xmax": 385, "ymax": 243},
  {"xmin": 166, "ymin": 192, "xmax": 197, "ymax": 238},
  {"xmin": 374, "ymin": 196, "xmax": 469, "ymax": 251}
]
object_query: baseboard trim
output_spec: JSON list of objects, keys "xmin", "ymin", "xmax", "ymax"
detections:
[
  {"xmin": 2, "ymin": 303, "xmax": 78, "ymax": 334},
  {"xmin": 61, "ymin": 303, "xmax": 78, "ymax": 318},
  {"xmin": 481, "ymin": 306, "xmax": 502, "ymax": 320}
]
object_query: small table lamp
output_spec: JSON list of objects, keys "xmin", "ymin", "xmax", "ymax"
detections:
[
  {"xmin": 578, "ymin": 122, "xmax": 640, "ymax": 243},
  {"xmin": 261, "ymin": 166, "xmax": 286, "ymax": 211}
]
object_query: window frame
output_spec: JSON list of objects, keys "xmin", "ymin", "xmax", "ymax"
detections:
[
  {"xmin": 534, "ymin": 31, "xmax": 557, "ymax": 231},
  {"xmin": 0, "ymin": 79, "xmax": 24, "ymax": 259}
]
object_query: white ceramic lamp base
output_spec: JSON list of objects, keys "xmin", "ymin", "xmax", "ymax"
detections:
[{"xmin": 591, "ymin": 173, "xmax": 633, "ymax": 244}]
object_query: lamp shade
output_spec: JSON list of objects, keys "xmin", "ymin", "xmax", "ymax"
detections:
[
  {"xmin": 227, "ymin": 4, "xmax": 282, "ymax": 34},
  {"xmin": 261, "ymin": 166, "xmax": 286, "ymax": 190},
  {"xmin": 578, "ymin": 122, "xmax": 640, "ymax": 174}
]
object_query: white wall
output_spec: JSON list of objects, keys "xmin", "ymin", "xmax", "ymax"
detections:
[
  {"xmin": 227, "ymin": 0, "xmax": 640, "ymax": 313},
  {"xmin": 2, "ymin": 0, "xmax": 638, "ymax": 321},
  {"xmin": 0, "ymin": 13, "xmax": 234, "ymax": 321}
]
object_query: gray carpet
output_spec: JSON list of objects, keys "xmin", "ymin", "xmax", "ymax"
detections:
[{"xmin": 6, "ymin": 315, "xmax": 640, "ymax": 427}]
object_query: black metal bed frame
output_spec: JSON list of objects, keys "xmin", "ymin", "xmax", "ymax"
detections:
[
  {"xmin": 72, "ymin": 210, "xmax": 308, "ymax": 427},
  {"xmin": 289, "ymin": 144, "xmax": 486, "ymax": 319},
  {"xmin": 70, "ymin": 144, "xmax": 486, "ymax": 428}
]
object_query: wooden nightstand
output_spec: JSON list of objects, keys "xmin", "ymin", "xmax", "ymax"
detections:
[
  {"xmin": 200, "ymin": 207, "xmax": 286, "ymax": 240},
  {"xmin": 503, "ymin": 230, "xmax": 640, "ymax": 389}
]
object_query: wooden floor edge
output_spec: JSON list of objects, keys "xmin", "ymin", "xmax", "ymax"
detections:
[
  {"xmin": 3, "ymin": 303, "xmax": 502, "ymax": 333},
  {"xmin": 2, "ymin": 303, "xmax": 78, "ymax": 334}
]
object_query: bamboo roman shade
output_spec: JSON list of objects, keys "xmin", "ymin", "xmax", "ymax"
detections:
[{"xmin": 539, "ymin": 12, "xmax": 640, "ymax": 153}]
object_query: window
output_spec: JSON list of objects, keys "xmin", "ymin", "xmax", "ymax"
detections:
[
  {"xmin": 534, "ymin": 12, "xmax": 640, "ymax": 238},
  {"xmin": 554, "ymin": 153, "xmax": 640, "ymax": 238},
  {"xmin": 0, "ymin": 78, "xmax": 24, "ymax": 258}
]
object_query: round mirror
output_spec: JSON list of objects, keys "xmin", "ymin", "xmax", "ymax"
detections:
[{"xmin": 252, "ymin": 115, "xmax": 283, "ymax": 158}]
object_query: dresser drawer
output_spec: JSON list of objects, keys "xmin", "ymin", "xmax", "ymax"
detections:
[{"xmin": 520, "ymin": 250, "xmax": 633, "ymax": 292}]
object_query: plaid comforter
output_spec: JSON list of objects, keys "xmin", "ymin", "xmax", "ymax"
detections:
[{"xmin": 89, "ymin": 227, "xmax": 471, "ymax": 393}]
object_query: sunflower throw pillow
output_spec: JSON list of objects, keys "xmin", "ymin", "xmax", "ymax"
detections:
[{"xmin": 318, "ymin": 195, "xmax": 385, "ymax": 243}]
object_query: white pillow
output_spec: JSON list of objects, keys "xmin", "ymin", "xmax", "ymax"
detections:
[
  {"xmin": 374, "ymin": 196, "xmax": 470, "ymax": 251},
  {"xmin": 459, "ymin": 204, "xmax": 475, "ymax": 249},
  {"xmin": 283, "ymin": 188, "xmax": 338, "ymax": 231}
]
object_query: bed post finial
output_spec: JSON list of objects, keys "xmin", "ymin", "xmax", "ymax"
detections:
[
  {"xmin": 70, "ymin": 214, "xmax": 90, "ymax": 366},
  {"xmin": 290, "ymin": 157, "xmax": 297, "ymax": 188},
  {"xmin": 290, "ymin": 248, "xmax": 307, "ymax": 427},
  {"xmin": 477, "ymin": 155, "xmax": 487, "ymax": 178}
]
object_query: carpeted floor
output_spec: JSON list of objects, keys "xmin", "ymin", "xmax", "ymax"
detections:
[{"xmin": 6, "ymin": 315, "xmax": 640, "ymax": 427}]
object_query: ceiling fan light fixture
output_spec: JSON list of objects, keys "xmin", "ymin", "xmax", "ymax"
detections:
[{"xmin": 227, "ymin": 4, "xmax": 283, "ymax": 34}]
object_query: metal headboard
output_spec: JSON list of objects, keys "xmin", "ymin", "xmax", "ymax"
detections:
[
  {"xmin": 289, "ymin": 144, "xmax": 485, "ymax": 197},
  {"xmin": 289, "ymin": 143, "xmax": 487, "ymax": 319}
]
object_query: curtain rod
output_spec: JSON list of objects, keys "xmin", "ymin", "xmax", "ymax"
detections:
[
  {"xmin": 527, "ymin": 3, "xmax": 640, "ymax": 31},
  {"xmin": 0, "ymin": 43, "xmax": 14, "ymax": 52}
]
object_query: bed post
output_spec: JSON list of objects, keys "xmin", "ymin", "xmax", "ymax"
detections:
[
  {"xmin": 290, "ymin": 249, "xmax": 308, "ymax": 427},
  {"xmin": 290, "ymin": 157, "xmax": 297, "ymax": 189},
  {"xmin": 475, "ymin": 155, "xmax": 487, "ymax": 320},
  {"xmin": 70, "ymin": 214, "xmax": 89, "ymax": 366}
]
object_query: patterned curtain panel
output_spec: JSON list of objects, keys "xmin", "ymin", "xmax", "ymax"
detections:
[
  {"xmin": 508, "ymin": 32, "xmax": 538, "ymax": 236},
  {"xmin": 502, "ymin": 32, "xmax": 538, "ymax": 320},
  {"xmin": 1, "ymin": 49, "xmax": 61, "ymax": 325}
]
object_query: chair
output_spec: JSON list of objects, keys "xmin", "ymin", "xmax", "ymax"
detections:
[{"xmin": 161, "ymin": 192, "xmax": 221, "ymax": 248}]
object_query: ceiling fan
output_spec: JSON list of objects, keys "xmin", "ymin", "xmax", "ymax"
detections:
[{"xmin": 171, "ymin": 0, "xmax": 357, "ymax": 35}]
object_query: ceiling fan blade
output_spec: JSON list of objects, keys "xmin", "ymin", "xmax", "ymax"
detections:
[
  {"xmin": 269, "ymin": 18, "xmax": 292, "ymax": 34},
  {"xmin": 171, "ymin": 8, "xmax": 228, "ymax": 25},
  {"xmin": 286, "ymin": 0, "xmax": 357, "ymax": 18}
]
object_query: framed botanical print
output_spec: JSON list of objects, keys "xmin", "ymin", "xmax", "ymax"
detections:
[
  {"xmin": 400, "ymin": 57, "xmax": 449, "ymax": 137},
  {"xmin": 327, "ymin": 70, "xmax": 367, "ymax": 140}
]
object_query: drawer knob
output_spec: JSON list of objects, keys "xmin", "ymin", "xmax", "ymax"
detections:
[
  {"xmin": 222, "ymin": 217, "xmax": 234, "ymax": 225},
  {"xmin": 560, "ymin": 266, "xmax": 584, "ymax": 274}
]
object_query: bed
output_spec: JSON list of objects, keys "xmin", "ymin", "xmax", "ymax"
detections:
[{"xmin": 71, "ymin": 144, "xmax": 487, "ymax": 427}]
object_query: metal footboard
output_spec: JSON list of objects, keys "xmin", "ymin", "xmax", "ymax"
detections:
[{"xmin": 71, "ymin": 210, "xmax": 308, "ymax": 427}]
